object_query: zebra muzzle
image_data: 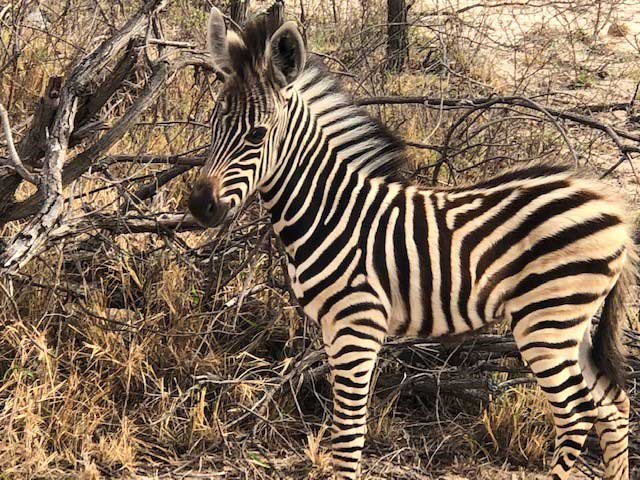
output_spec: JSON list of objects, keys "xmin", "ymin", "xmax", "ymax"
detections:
[{"xmin": 188, "ymin": 178, "xmax": 229, "ymax": 227}]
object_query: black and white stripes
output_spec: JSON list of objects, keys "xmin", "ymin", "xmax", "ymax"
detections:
[{"xmin": 187, "ymin": 8, "xmax": 636, "ymax": 480}]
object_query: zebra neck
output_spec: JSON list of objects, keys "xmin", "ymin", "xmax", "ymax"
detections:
[{"xmin": 259, "ymin": 67, "xmax": 405, "ymax": 254}]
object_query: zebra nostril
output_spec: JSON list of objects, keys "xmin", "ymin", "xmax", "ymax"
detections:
[{"xmin": 188, "ymin": 178, "xmax": 226, "ymax": 226}]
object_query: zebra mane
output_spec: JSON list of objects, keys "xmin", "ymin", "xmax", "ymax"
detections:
[
  {"xmin": 361, "ymin": 112, "xmax": 407, "ymax": 180},
  {"xmin": 295, "ymin": 64, "xmax": 408, "ymax": 181},
  {"xmin": 225, "ymin": 5, "xmax": 286, "ymax": 83}
]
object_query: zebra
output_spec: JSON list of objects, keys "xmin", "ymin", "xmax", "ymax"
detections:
[{"xmin": 187, "ymin": 7, "xmax": 636, "ymax": 480}]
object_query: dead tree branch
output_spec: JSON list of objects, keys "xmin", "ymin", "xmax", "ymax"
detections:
[
  {"xmin": 1, "ymin": 0, "xmax": 170, "ymax": 271},
  {"xmin": 0, "ymin": 102, "xmax": 38, "ymax": 185},
  {"xmin": 355, "ymin": 94, "xmax": 640, "ymax": 149},
  {"xmin": 49, "ymin": 212, "xmax": 203, "ymax": 238},
  {"xmin": 0, "ymin": 51, "xmax": 210, "ymax": 226}
]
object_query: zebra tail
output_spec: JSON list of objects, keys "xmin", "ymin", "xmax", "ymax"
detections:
[{"xmin": 592, "ymin": 239, "xmax": 637, "ymax": 391}]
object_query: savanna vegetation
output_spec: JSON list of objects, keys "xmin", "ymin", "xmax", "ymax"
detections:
[{"xmin": 0, "ymin": 1, "xmax": 639, "ymax": 478}]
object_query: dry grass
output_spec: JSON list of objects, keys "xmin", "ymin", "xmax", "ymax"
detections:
[{"xmin": 1, "ymin": 1, "xmax": 639, "ymax": 479}]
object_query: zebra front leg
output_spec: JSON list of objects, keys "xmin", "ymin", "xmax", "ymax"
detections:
[{"xmin": 323, "ymin": 315, "xmax": 385, "ymax": 480}]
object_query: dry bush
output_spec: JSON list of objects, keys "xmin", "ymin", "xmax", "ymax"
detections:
[{"xmin": 1, "ymin": 1, "xmax": 639, "ymax": 479}]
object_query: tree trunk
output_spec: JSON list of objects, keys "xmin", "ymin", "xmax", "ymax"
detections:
[
  {"xmin": 229, "ymin": 0, "xmax": 251, "ymax": 26},
  {"xmin": 386, "ymin": 0, "xmax": 408, "ymax": 72}
]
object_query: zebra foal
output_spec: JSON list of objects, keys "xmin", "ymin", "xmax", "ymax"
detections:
[{"xmin": 187, "ymin": 7, "xmax": 636, "ymax": 480}]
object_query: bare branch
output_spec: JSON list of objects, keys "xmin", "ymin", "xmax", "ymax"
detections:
[
  {"xmin": 49, "ymin": 212, "xmax": 203, "ymax": 238},
  {"xmin": 356, "ymin": 95, "xmax": 640, "ymax": 145}
]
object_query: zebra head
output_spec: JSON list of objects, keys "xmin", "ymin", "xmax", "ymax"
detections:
[{"xmin": 188, "ymin": 7, "xmax": 306, "ymax": 226}]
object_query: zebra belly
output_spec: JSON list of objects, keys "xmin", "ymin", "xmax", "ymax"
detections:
[{"xmin": 387, "ymin": 291, "xmax": 495, "ymax": 338}]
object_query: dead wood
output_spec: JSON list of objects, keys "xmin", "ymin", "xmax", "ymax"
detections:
[{"xmin": 1, "ymin": 0, "xmax": 170, "ymax": 270}]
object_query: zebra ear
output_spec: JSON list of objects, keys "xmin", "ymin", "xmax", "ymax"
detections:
[
  {"xmin": 207, "ymin": 7, "xmax": 232, "ymax": 76},
  {"xmin": 268, "ymin": 21, "xmax": 306, "ymax": 86}
]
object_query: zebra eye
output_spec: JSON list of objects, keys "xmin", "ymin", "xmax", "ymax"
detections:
[
  {"xmin": 217, "ymin": 100, "xmax": 229, "ymax": 115},
  {"xmin": 245, "ymin": 126, "xmax": 267, "ymax": 144}
]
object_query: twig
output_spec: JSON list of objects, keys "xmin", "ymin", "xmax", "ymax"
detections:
[
  {"xmin": 147, "ymin": 38, "xmax": 195, "ymax": 48},
  {"xmin": 106, "ymin": 154, "xmax": 206, "ymax": 166}
]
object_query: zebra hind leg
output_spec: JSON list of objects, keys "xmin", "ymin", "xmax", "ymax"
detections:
[
  {"xmin": 581, "ymin": 355, "xmax": 630, "ymax": 480},
  {"xmin": 591, "ymin": 375, "xmax": 630, "ymax": 479},
  {"xmin": 513, "ymin": 317, "xmax": 597, "ymax": 480},
  {"xmin": 323, "ymin": 315, "xmax": 385, "ymax": 480}
]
